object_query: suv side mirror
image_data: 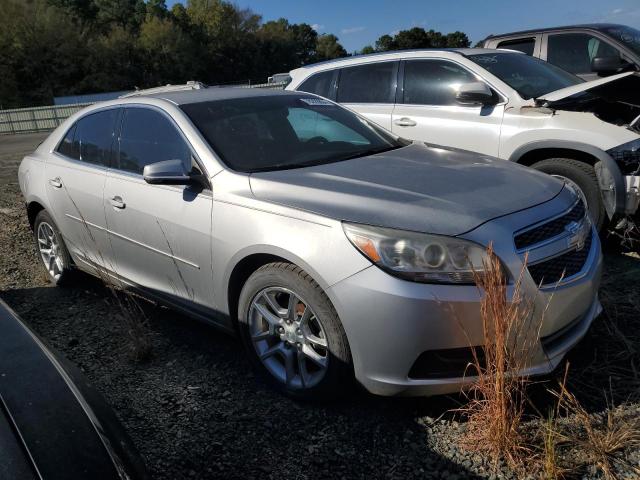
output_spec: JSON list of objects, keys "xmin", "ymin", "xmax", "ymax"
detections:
[
  {"xmin": 143, "ymin": 159, "xmax": 192, "ymax": 185},
  {"xmin": 455, "ymin": 82, "xmax": 496, "ymax": 106},
  {"xmin": 591, "ymin": 56, "xmax": 633, "ymax": 75}
]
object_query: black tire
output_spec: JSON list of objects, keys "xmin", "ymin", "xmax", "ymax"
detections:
[
  {"xmin": 237, "ymin": 262, "xmax": 353, "ymax": 400},
  {"xmin": 33, "ymin": 210, "xmax": 74, "ymax": 285},
  {"xmin": 531, "ymin": 158, "xmax": 606, "ymax": 231}
]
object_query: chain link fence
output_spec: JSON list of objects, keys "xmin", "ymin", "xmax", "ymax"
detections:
[{"xmin": 0, "ymin": 82, "xmax": 287, "ymax": 135}]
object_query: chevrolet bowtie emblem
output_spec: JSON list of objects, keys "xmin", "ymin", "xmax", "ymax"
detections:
[{"xmin": 565, "ymin": 220, "xmax": 589, "ymax": 251}]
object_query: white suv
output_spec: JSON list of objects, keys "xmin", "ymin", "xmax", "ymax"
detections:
[{"xmin": 286, "ymin": 49, "xmax": 640, "ymax": 235}]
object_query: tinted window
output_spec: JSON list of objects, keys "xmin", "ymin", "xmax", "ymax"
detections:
[
  {"xmin": 337, "ymin": 62, "xmax": 396, "ymax": 104},
  {"xmin": 468, "ymin": 52, "xmax": 582, "ymax": 99},
  {"xmin": 56, "ymin": 124, "xmax": 79, "ymax": 159},
  {"xmin": 547, "ymin": 33, "xmax": 621, "ymax": 74},
  {"xmin": 403, "ymin": 60, "xmax": 478, "ymax": 106},
  {"xmin": 75, "ymin": 110, "xmax": 119, "ymax": 166},
  {"xmin": 118, "ymin": 108, "xmax": 191, "ymax": 174},
  {"xmin": 181, "ymin": 95, "xmax": 402, "ymax": 173},
  {"xmin": 602, "ymin": 25, "xmax": 640, "ymax": 57},
  {"xmin": 497, "ymin": 38, "xmax": 535, "ymax": 55},
  {"xmin": 298, "ymin": 70, "xmax": 334, "ymax": 98}
]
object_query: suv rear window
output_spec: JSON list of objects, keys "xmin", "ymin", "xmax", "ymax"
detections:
[
  {"xmin": 297, "ymin": 70, "xmax": 334, "ymax": 98},
  {"xmin": 497, "ymin": 38, "xmax": 536, "ymax": 55},
  {"xmin": 336, "ymin": 62, "xmax": 397, "ymax": 104}
]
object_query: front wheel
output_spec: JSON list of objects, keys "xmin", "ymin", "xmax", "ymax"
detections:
[
  {"xmin": 237, "ymin": 262, "xmax": 353, "ymax": 400},
  {"xmin": 530, "ymin": 158, "xmax": 606, "ymax": 231}
]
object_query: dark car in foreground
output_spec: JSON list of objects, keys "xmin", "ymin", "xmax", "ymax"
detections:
[{"xmin": 0, "ymin": 298, "xmax": 148, "ymax": 480}]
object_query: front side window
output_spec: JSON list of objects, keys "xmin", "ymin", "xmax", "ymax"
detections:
[
  {"xmin": 336, "ymin": 62, "xmax": 396, "ymax": 104},
  {"xmin": 297, "ymin": 70, "xmax": 334, "ymax": 98},
  {"xmin": 468, "ymin": 52, "xmax": 582, "ymax": 99},
  {"xmin": 602, "ymin": 25, "xmax": 640, "ymax": 57},
  {"xmin": 181, "ymin": 95, "xmax": 403, "ymax": 172},
  {"xmin": 117, "ymin": 108, "xmax": 191, "ymax": 174},
  {"xmin": 73, "ymin": 109, "xmax": 119, "ymax": 166},
  {"xmin": 403, "ymin": 60, "xmax": 478, "ymax": 106},
  {"xmin": 546, "ymin": 33, "xmax": 621, "ymax": 74},
  {"xmin": 497, "ymin": 38, "xmax": 536, "ymax": 56}
]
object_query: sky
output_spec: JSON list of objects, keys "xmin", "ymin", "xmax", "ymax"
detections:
[{"xmin": 166, "ymin": 0, "xmax": 640, "ymax": 53}]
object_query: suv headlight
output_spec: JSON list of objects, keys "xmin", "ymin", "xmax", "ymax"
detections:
[
  {"xmin": 607, "ymin": 138, "xmax": 640, "ymax": 175},
  {"xmin": 343, "ymin": 223, "xmax": 489, "ymax": 284}
]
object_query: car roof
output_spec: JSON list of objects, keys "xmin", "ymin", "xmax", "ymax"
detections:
[
  {"xmin": 140, "ymin": 87, "xmax": 302, "ymax": 106},
  {"xmin": 484, "ymin": 23, "xmax": 626, "ymax": 40}
]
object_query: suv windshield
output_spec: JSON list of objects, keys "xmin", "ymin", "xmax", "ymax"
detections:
[
  {"xmin": 181, "ymin": 94, "xmax": 403, "ymax": 172},
  {"xmin": 602, "ymin": 25, "xmax": 640, "ymax": 57},
  {"xmin": 467, "ymin": 52, "xmax": 582, "ymax": 99}
]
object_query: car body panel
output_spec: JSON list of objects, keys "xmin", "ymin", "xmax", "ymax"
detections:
[{"xmin": 536, "ymin": 71, "xmax": 635, "ymax": 102}]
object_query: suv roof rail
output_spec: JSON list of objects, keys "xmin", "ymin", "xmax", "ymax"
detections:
[{"xmin": 119, "ymin": 81, "xmax": 207, "ymax": 98}]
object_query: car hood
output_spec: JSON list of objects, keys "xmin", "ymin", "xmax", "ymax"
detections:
[
  {"xmin": 537, "ymin": 71, "xmax": 640, "ymax": 106},
  {"xmin": 249, "ymin": 143, "xmax": 564, "ymax": 236}
]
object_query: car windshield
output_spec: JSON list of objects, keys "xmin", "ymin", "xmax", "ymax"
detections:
[
  {"xmin": 180, "ymin": 94, "xmax": 403, "ymax": 172},
  {"xmin": 602, "ymin": 25, "xmax": 640, "ymax": 57},
  {"xmin": 467, "ymin": 52, "xmax": 583, "ymax": 99}
]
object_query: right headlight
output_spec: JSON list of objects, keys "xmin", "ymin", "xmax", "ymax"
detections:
[
  {"xmin": 343, "ymin": 222, "xmax": 490, "ymax": 284},
  {"xmin": 607, "ymin": 138, "xmax": 640, "ymax": 175}
]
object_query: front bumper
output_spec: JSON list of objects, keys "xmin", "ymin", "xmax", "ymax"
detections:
[{"xmin": 327, "ymin": 190, "xmax": 603, "ymax": 397}]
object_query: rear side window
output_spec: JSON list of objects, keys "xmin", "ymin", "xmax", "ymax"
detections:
[
  {"xmin": 67, "ymin": 109, "xmax": 119, "ymax": 166},
  {"xmin": 497, "ymin": 38, "xmax": 536, "ymax": 55},
  {"xmin": 403, "ymin": 60, "xmax": 477, "ymax": 106},
  {"xmin": 117, "ymin": 108, "xmax": 191, "ymax": 175},
  {"xmin": 337, "ymin": 62, "xmax": 396, "ymax": 104},
  {"xmin": 56, "ymin": 124, "xmax": 79, "ymax": 159},
  {"xmin": 547, "ymin": 33, "xmax": 621, "ymax": 74},
  {"xmin": 297, "ymin": 70, "xmax": 334, "ymax": 98}
]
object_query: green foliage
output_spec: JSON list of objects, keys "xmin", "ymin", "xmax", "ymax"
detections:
[{"xmin": 0, "ymin": 1, "xmax": 473, "ymax": 108}]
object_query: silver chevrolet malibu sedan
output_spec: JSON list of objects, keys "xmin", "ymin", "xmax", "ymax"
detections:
[{"xmin": 18, "ymin": 87, "xmax": 602, "ymax": 398}]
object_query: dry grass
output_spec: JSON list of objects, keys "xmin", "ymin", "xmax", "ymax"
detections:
[{"xmin": 459, "ymin": 244, "xmax": 542, "ymax": 468}]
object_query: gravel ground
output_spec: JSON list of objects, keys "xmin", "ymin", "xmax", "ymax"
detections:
[{"xmin": 1, "ymin": 133, "xmax": 639, "ymax": 479}]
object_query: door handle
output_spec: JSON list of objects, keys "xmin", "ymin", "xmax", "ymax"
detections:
[
  {"xmin": 109, "ymin": 196, "xmax": 126, "ymax": 209},
  {"xmin": 49, "ymin": 177, "xmax": 62, "ymax": 189},
  {"xmin": 393, "ymin": 117, "xmax": 417, "ymax": 127}
]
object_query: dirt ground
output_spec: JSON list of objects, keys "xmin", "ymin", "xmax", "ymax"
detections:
[{"xmin": 1, "ymin": 133, "xmax": 638, "ymax": 479}]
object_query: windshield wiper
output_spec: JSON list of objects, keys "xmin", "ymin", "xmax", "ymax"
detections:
[{"xmin": 336, "ymin": 145, "xmax": 404, "ymax": 162}]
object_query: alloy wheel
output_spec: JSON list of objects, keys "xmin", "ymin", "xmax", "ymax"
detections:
[
  {"xmin": 248, "ymin": 287, "xmax": 329, "ymax": 389},
  {"xmin": 37, "ymin": 221, "xmax": 64, "ymax": 281}
]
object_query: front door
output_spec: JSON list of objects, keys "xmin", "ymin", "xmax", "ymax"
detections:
[
  {"xmin": 104, "ymin": 106, "xmax": 214, "ymax": 310},
  {"xmin": 391, "ymin": 59, "xmax": 504, "ymax": 157}
]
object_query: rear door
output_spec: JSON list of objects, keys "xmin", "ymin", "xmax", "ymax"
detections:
[
  {"xmin": 45, "ymin": 108, "xmax": 119, "ymax": 271},
  {"xmin": 390, "ymin": 59, "xmax": 504, "ymax": 156},
  {"xmin": 103, "ymin": 106, "xmax": 215, "ymax": 310},
  {"xmin": 334, "ymin": 61, "xmax": 398, "ymax": 130},
  {"xmin": 542, "ymin": 31, "xmax": 627, "ymax": 80}
]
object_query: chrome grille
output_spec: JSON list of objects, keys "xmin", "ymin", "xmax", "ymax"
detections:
[
  {"xmin": 527, "ymin": 231, "xmax": 592, "ymax": 285},
  {"xmin": 514, "ymin": 200, "xmax": 586, "ymax": 250}
]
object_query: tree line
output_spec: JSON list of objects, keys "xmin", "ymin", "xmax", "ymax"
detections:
[{"xmin": 0, "ymin": 0, "xmax": 471, "ymax": 108}]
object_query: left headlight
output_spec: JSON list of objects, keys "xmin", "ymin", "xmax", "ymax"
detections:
[
  {"xmin": 342, "ymin": 222, "xmax": 489, "ymax": 284},
  {"xmin": 607, "ymin": 138, "xmax": 640, "ymax": 175}
]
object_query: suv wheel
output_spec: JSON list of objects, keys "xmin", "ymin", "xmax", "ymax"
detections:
[
  {"xmin": 237, "ymin": 262, "xmax": 352, "ymax": 400},
  {"xmin": 531, "ymin": 158, "xmax": 606, "ymax": 231},
  {"xmin": 33, "ymin": 210, "xmax": 74, "ymax": 285}
]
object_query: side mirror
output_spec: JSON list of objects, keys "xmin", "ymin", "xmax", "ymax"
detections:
[
  {"xmin": 143, "ymin": 159, "xmax": 192, "ymax": 185},
  {"xmin": 455, "ymin": 82, "xmax": 496, "ymax": 106},
  {"xmin": 591, "ymin": 56, "xmax": 632, "ymax": 75}
]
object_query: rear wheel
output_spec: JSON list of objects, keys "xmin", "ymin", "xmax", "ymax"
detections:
[
  {"xmin": 237, "ymin": 262, "xmax": 352, "ymax": 400},
  {"xmin": 531, "ymin": 158, "xmax": 606, "ymax": 231},
  {"xmin": 33, "ymin": 210, "xmax": 74, "ymax": 285}
]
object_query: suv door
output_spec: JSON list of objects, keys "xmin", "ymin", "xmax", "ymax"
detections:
[
  {"xmin": 104, "ymin": 106, "xmax": 215, "ymax": 310},
  {"xmin": 391, "ymin": 59, "xmax": 504, "ymax": 156},
  {"xmin": 334, "ymin": 61, "xmax": 398, "ymax": 130},
  {"xmin": 45, "ymin": 108, "xmax": 119, "ymax": 271},
  {"xmin": 542, "ymin": 31, "xmax": 626, "ymax": 80}
]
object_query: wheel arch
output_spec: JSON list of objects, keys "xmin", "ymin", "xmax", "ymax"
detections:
[
  {"xmin": 509, "ymin": 140, "xmax": 626, "ymax": 216},
  {"xmin": 26, "ymin": 200, "xmax": 46, "ymax": 230}
]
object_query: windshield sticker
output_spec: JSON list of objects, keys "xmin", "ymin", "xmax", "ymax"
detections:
[{"xmin": 300, "ymin": 98, "xmax": 334, "ymax": 106}]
